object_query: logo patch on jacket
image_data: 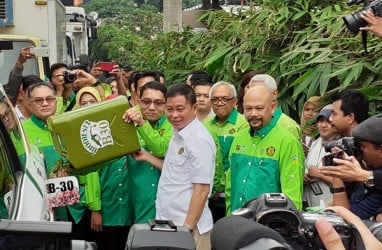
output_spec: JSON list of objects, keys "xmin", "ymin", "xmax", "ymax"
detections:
[
  {"xmin": 229, "ymin": 128, "xmax": 236, "ymax": 134},
  {"xmin": 178, "ymin": 147, "xmax": 184, "ymax": 155},
  {"xmin": 266, "ymin": 146, "xmax": 276, "ymax": 156},
  {"xmin": 159, "ymin": 129, "xmax": 165, "ymax": 136}
]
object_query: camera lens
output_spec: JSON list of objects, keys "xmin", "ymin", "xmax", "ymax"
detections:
[
  {"xmin": 343, "ymin": 10, "xmax": 368, "ymax": 34},
  {"xmin": 63, "ymin": 71, "xmax": 76, "ymax": 83}
]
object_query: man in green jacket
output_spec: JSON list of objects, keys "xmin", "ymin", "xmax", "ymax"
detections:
[
  {"xmin": 204, "ymin": 81, "xmax": 249, "ymax": 221},
  {"xmin": 227, "ymin": 85, "xmax": 304, "ymax": 213},
  {"xmin": 123, "ymin": 81, "xmax": 172, "ymax": 223},
  {"xmin": 22, "ymin": 82, "xmax": 100, "ymax": 241},
  {"xmin": 248, "ymin": 74, "xmax": 302, "ymax": 140}
]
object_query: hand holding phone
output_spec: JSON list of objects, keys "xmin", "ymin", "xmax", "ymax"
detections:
[
  {"xmin": 30, "ymin": 47, "xmax": 50, "ymax": 57},
  {"xmin": 97, "ymin": 62, "xmax": 116, "ymax": 72}
]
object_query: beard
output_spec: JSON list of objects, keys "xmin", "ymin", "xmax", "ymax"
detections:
[{"xmin": 247, "ymin": 117, "xmax": 263, "ymax": 131}]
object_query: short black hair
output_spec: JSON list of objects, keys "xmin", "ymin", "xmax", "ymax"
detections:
[
  {"xmin": 27, "ymin": 82, "xmax": 56, "ymax": 99},
  {"xmin": 133, "ymin": 70, "xmax": 160, "ymax": 90},
  {"xmin": 48, "ymin": 63, "xmax": 68, "ymax": 81},
  {"xmin": 139, "ymin": 81, "xmax": 167, "ymax": 99},
  {"xmin": 21, "ymin": 75, "xmax": 44, "ymax": 91},
  {"xmin": 188, "ymin": 70, "xmax": 212, "ymax": 86},
  {"xmin": 192, "ymin": 79, "xmax": 213, "ymax": 88},
  {"xmin": 166, "ymin": 83, "xmax": 196, "ymax": 106},
  {"xmin": 122, "ymin": 66, "xmax": 134, "ymax": 72},
  {"xmin": 71, "ymin": 64, "xmax": 88, "ymax": 72},
  {"xmin": 332, "ymin": 89, "xmax": 369, "ymax": 124}
]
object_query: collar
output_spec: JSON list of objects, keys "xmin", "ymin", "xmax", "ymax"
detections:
[
  {"xmin": 212, "ymin": 108, "xmax": 239, "ymax": 125},
  {"xmin": 154, "ymin": 114, "xmax": 167, "ymax": 129},
  {"xmin": 174, "ymin": 118, "xmax": 198, "ymax": 140},
  {"xmin": 30, "ymin": 114, "xmax": 49, "ymax": 130},
  {"xmin": 273, "ymin": 106, "xmax": 282, "ymax": 122},
  {"xmin": 249, "ymin": 109, "xmax": 279, "ymax": 138}
]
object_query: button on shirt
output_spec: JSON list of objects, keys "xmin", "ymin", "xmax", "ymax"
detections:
[{"xmin": 156, "ymin": 118, "xmax": 216, "ymax": 234}]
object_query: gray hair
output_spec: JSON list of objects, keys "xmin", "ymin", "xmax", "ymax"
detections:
[
  {"xmin": 209, "ymin": 81, "xmax": 237, "ymax": 98},
  {"xmin": 248, "ymin": 74, "xmax": 277, "ymax": 91}
]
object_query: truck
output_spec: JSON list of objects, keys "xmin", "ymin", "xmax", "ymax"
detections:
[
  {"xmin": 65, "ymin": 6, "xmax": 99, "ymax": 66},
  {"xmin": 0, "ymin": 0, "xmax": 73, "ymax": 84}
]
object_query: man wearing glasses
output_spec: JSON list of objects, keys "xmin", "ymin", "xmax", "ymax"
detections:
[
  {"xmin": 123, "ymin": 81, "xmax": 172, "ymax": 223},
  {"xmin": 204, "ymin": 81, "xmax": 249, "ymax": 221},
  {"xmin": 21, "ymin": 83, "xmax": 63, "ymax": 175}
]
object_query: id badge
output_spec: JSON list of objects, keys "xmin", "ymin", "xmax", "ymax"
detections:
[{"xmin": 309, "ymin": 181, "xmax": 323, "ymax": 195}]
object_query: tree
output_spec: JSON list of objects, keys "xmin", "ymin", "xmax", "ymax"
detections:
[{"xmin": 85, "ymin": 0, "xmax": 382, "ymax": 115}]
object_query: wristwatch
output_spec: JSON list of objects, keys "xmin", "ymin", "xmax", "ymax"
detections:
[
  {"xmin": 330, "ymin": 186, "xmax": 346, "ymax": 193},
  {"xmin": 92, "ymin": 80, "xmax": 101, "ymax": 87},
  {"xmin": 364, "ymin": 172, "xmax": 375, "ymax": 188}
]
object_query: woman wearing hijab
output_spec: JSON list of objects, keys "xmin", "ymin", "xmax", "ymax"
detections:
[{"xmin": 300, "ymin": 96, "xmax": 321, "ymax": 156}]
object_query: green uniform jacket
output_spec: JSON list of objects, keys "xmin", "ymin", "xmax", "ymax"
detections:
[
  {"xmin": 98, "ymin": 156, "xmax": 133, "ymax": 226},
  {"xmin": 22, "ymin": 115, "xmax": 101, "ymax": 223},
  {"xmin": 204, "ymin": 108, "xmax": 249, "ymax": 196},
  {"xmin": 127, "ymin": 115, "xmax": 172, "ymax": 223},
  {"xmin": 227, "ymin": 114, "xmax": 304, "ymax": 214},
  {"xmin": 274, "ymin": 107, "xmax": 302, "ymax": 140}
]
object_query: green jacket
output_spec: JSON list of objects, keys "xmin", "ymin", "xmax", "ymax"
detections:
[
  {"xmin": 227, "ymin": 114, "xmax": 304, "ymax": 214},
  {"xmin": 22, "ymin": 115, "xmax": 101, "ymax": 223},
  {"xmin": 99, "ymin": 156, "xmax": 133, "ymax": 226},
  {"xmin": 136, "ymin": 115, "xmax": 173, "ymax": 157},
  {"xmin": 274, "ymin": 107, "xmax": 302, "ymax": 140},
  {"xmin": 127, "ymin": 115, "xmax": 172, "ymax": 223},
  {"xmin": 204, "ymin": 108, "xmax": 249, "ymax": 196}
]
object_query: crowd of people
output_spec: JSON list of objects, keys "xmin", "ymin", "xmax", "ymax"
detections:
[{"xmin": 1, "ymin": 10, "xmax": 382, "ymax": 250}]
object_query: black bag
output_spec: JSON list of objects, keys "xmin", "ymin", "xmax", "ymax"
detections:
[{"xmin": 126, "ymin": 220, "xmax": 195, "ymax": 250}]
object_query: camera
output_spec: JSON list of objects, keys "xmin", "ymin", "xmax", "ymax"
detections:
[
  {"xmin": 322, "ymin": 151, "xmax": 344, "ymax": 166},
  {"xmin": 322, "ymin": 137, "xmax": 360, "ymax": 166},
  {"xmin": 232, "ymin": 193, "xmax": 354, "ymax": 249},
  {"xmin": 63, "ymin": 71, "xmax": 77, "ymax": 83},
  {"xmin": 343, "ymin": 0, "xmax": 382, "ymax": 34}
]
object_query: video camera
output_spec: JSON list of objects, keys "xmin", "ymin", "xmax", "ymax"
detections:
[
  {"xmin": 343, "ymin": 0, "xmax": 382, "ymax": 34},
  {"xmin": 322, "ymin": 137, "xmax": 359, "ymax": 166},
  {"xmin": 232, "ymin": 193, "xmax": 353, "ymax": 249}
]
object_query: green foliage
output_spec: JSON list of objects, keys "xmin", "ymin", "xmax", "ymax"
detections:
[{"xmin": 87, "ymin": 0, "xmax": 382, "ymax": 116}]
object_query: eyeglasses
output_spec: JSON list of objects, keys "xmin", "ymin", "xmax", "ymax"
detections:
[
  {"xmin": 29, "ymin": 96, "xmax": 56, "ymax": 106},
  {"xmin": 0, "ymin": 110, "xmax": 11, "ymax": 120},
  {"xmin": 210, "ymin": 97, "xmax": 235, "ymax": 105},
  {"xmin": 140, "ymin": 98, "xmax": 165, "ymax": 107}
]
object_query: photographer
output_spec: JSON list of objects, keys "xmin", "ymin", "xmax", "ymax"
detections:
[
  {"xmin": 48, "ymin": 63, "xmax": 75, "ymax": 107},
  {"xmin": 321, "ymin": 114, "xmax": 382, "ymax": 220},
  {"xmin": 360, "ymin": 11, "xmax": 382, "ymax": 38},
  {"xmin": 316, "ymin": 206, "xmax": 382, "ymax": 250}
]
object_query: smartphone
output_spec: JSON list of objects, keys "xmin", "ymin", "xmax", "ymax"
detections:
[
  {"xmin": 322, "ymin": 151, "xmax": 344, "ymax": 166},
  {"xmin": 97, "ymin": 62, "xmax": 115, "ymax": 72},
  {"xmin": 30, "ymin": 47, "xmax": 50, "ymax": 57}
]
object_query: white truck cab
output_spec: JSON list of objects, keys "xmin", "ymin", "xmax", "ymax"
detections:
[{"xmin": 0, "ymin": 0, "xmax": 73, "ymax": 83}]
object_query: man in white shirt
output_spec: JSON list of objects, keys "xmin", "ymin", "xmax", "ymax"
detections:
[{"xmin": 156, "ymin": 83, "xmax": 216, "ymax": 250}]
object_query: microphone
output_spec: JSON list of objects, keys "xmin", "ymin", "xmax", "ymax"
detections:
[{"xmin": 211, "ymin": 215, "xmax": 291, "ymax": 250}]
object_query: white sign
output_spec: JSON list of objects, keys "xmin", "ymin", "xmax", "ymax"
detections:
[
  {"xmin": 45, "ymin": 176, "xmax": 80, "ymax": 208},
  {"xmin": 80, "ymin": 120, "xmax": 114, "ymax": 154}
]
